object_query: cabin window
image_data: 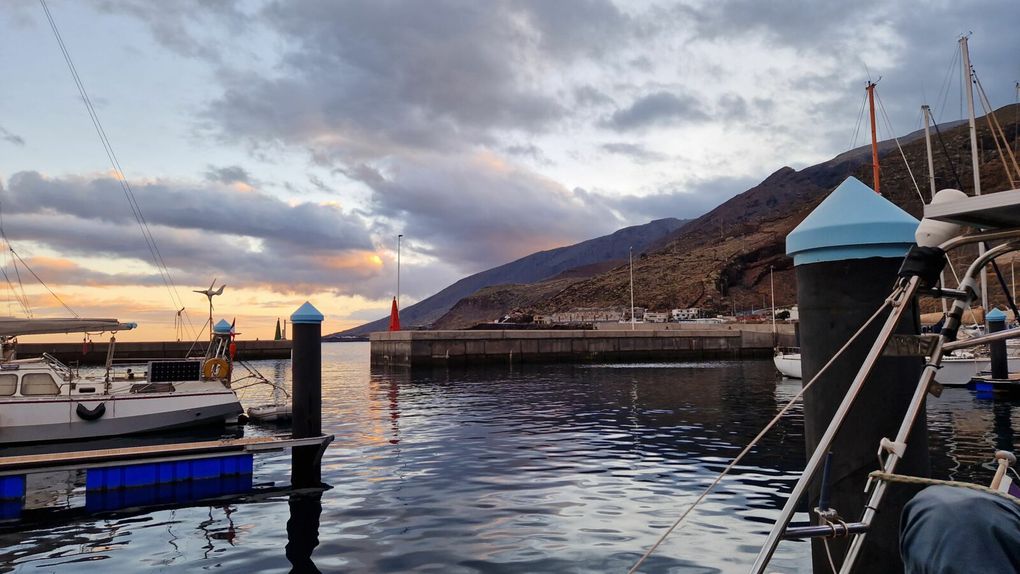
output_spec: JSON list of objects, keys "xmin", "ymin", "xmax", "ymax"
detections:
[
  {"xmin": 20, "ymin": 373, "xmax": 60, "ymax": 396},
  {"xmin": 0, "ymin": 374, "xmax": 15, "ymax": 396}
]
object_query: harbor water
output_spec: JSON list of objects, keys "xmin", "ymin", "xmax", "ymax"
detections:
[{"xmin": 1, "ymin": 342, "xmax": 1017, "ymax": 573}]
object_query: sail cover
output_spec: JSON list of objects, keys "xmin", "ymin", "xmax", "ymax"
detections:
[{"xmin": 0, "ymin": 317, "xmax": 137, "ymax": 338}]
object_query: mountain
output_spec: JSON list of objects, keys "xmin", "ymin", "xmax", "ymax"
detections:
[
  {"xmin": 334, "ymin": 217, "xmax": 689, "ymax": 336},
  {"xmin": 442, "ymin": 105, "xmax": 1018, "ymax": 321},
  {"xmin": 538, "ymin": 105, "xmax": 1018, "ymax": 315}
]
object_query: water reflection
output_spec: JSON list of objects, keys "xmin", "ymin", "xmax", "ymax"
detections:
[
  {"xmin": 1, "ymin": 344, "xmax": 1018, "ymax": 573},
  {"xmin": 286, "ymin": 491, "xmax": 322, "ymax": 573}
]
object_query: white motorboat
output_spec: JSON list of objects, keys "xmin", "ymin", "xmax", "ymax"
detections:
[
  {"xmin": 772, "ymin": 346, "xmax": 1020, "ymax": 384},
  {"xmin": 937, "ymin": 353, "xmax": 1020, "ymax": 386},
  {"xmin": 0, "ymin": 318, "xmax": 243, "ymax": 445},
  {"xmin": 773, "ymin": 347, "xmax": 802, "ymax": 378}
]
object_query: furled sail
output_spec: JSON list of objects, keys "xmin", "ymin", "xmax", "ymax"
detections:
[{"xmin": 0, "ymin": 317, "xmax": 136, "ymax": 338}]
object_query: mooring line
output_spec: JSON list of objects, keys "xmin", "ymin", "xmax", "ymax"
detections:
[{"xmin": 627, "ymin": 291, "xmax": 900, "ymax": 573}]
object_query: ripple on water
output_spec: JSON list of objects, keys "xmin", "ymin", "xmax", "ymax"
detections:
[{"xmin": 2, "ymin": 344, "xmax": 1015, "ymax": 572}]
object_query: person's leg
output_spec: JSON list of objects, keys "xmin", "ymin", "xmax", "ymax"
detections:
[{"xmin": 901, "ymin": 485, "xmax": 1020, "ymax": 573}]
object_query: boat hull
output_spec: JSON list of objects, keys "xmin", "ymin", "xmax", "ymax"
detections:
[
  {"xmin": 936, "ymin": 356, "xmax": 1020, "ymax": 386},
  {"xmin": 774, "ymin": 354, "xmax": 802, "ymax": 378},
  {"xmin": 0, "ymin": 390, "xmax": 243, "ymax": 444}
]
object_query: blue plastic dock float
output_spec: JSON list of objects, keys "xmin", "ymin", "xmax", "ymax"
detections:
[
  {"xmin": 0, "ymin": 476, "xmax": 25, "ymax": 500},
  {"xmin": 86, "ymin": 454, "xmax": 253, "ymax": 492}
]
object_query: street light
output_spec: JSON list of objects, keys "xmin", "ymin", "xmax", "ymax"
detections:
[
  {"xmin": 769, "ymin": 265, "xmax": 777, "ymax": 347},
  {"xmin": 397, "ymin": 234, "xmax": 404, "ymax": 308},
  {"xmin": 629, "ymin": 246, "xmax": 635, "ymax": 331}
]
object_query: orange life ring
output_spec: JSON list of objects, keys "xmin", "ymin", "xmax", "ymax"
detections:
[{"xmin": 203, "ymin": 358, "xmax": 231, "ymax": 380}]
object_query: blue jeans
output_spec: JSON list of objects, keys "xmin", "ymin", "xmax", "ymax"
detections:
[{"xmin": 901, "ymin": 485, "xmax": 1020, "ymax": 573}]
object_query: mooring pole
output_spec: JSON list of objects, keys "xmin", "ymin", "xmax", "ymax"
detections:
[
  {"xmin": 291, "ymin": 301, "xmax": 324, "ymax": 487},
  {"xmin": 779, "ymin": 176, "xmax": 928, "ymax": 574},
  {"xmin": 987, "ymin": 307, "xmax": 1008, "ymax": 380}
]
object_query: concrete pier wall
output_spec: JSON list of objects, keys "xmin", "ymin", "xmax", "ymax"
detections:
[
  {"xmin": 18, "ymin": 340, "xmax": 292, "ymax": 365},
  {"xmin": 370, "ymin": 328, "xmax": 796, "ymax": 367}
]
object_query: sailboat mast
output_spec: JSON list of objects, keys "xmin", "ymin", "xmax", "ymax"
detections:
[
  {"xmin": 867, "ymin": 81, "xmax": 881, "ymax": 194},
  {"xmin": 922, "ymin": 104, "xmax": 949, "ymax": 316},
  {"xmin": 922, "ymin": 105, "xmax": 937, "ymax": 199},
  {"xmin": 960, "ymin": 36, "xmax": 989, "ymax": 315}
]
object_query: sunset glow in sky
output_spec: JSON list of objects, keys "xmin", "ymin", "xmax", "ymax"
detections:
[{"xmin": 1, "ymin": 1, "xmax": 1018, "ymax": 340}]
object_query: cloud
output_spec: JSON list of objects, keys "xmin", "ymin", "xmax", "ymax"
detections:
[
  {"xmin": 604, "ymin": 91, "xmax": 709, "ymax": 131},
  {"xmin": 200, "ymin": 0, "xmax": 630, "ymax": 156},
  {"xmin": 0, "ymin": 171, "xmax": 390, "ymax": 296},
  {"xmin": 5, "ymin": 171, "xmax": 370, "ymax": 252},
  {"xmin": 601, "ymin": 142, "xmax": 668, "ymax": 163},
  {"xmin": 348, "ymin": 152, "xmax": 624, "ymax": 271},
  {"xmin": 609, "ymin": 175, "xmax": 762, "ymax": 222},
  {"xmin": 92, "ymin": 0, "xmax": 251, "ymax": 62},
  {"xmin": 0, "ymin": 126, "xmax": 25, "ymax": 146},
  {"xmin": 204, "ymin": 165, "xmax": 253, "ymax": 186}
]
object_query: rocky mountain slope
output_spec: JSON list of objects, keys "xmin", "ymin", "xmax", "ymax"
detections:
[
  {"xmin": 436, "ymin": 105, "xmax": 1019, "ymax": 326},
  {"xmin": 335, "ymin": 217, "xmax": 688, "ymax": 336}
]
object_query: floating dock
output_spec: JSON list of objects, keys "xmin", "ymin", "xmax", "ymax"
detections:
[
  {"xmin": 18, "ymin": 339, "xmax": 292, "ymax": 365},
  {"xmin": 370, "ymin": 327, "xmax": 796, "ymax": 367}
]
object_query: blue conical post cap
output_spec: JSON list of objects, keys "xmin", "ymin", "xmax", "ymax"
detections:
[
  {"xmin": 213, "ymin": 319, "xmax": 232, "ymax": 334},
  {"xmin": 986, "ymin": 307, "xmax": 1007, "ymax": 322},
  {"xmin": 291, "ymin": 301, "xmax": 324, "ymax": 324},
  {"xmin": 787, "ymin": 176, "xmax": 919, "ymax": 266}
]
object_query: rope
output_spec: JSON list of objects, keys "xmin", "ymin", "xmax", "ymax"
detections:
[
  {"xmin": 626, "ymin": 293, "xmax": 898, "ymax": 573},
  {"xmin": 38, "ymin": 0, "xmax": 197, "ymax": 337},
  {"xmin": 869, "ymin": 471, "xmax": 1020, "ymax": 504}
]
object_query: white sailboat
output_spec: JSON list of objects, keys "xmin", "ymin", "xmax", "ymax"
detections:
[
  {"xmin": 773, "ymin": 347, "xmax": 802, "ymax": 378},
  {"xmin": 0, "ymin": 317, "xmax": 243, "ymax": 445}
]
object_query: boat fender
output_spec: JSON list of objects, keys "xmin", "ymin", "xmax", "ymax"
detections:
[
  {"xmin": 76, "ymin": 402, "xmax": 106, "ymax": 421},
  {"xmin": 203, "ymin": 357, "xmax": 231, "ymax": 380},
  {"xmin": 229, "ymin": 341, "xmax": 237, "ymax": 360}
]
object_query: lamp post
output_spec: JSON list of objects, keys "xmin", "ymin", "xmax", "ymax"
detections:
[
  {"xmin": 397, "ymin": 234, "xmax": 403, "ymax": 308},
  {"xmin": 770, "ymin": 265, "xmax": 777, "ymax": 347},
  {"xmin": 629, "ymin": 246, "xmax": 635, "ymax": 331}
]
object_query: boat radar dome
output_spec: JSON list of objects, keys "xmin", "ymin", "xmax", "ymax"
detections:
[
  {"xmin": 213, "ymin": 319, "xmax": 232, "ymax": 334},
  {"xmin": 915, "ymin": 188, "xmax": 969, "ymax": 248},
  {"xmin": 787, "ymin": 176, "xmax": 919, "ymax": 266}
]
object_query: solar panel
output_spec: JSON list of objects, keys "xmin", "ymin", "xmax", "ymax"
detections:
[{"xmin": 147, "ymin": 360, "xmax": 202, "ymax": 383}]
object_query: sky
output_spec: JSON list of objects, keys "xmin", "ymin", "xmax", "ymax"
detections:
[{"xmin": 0, "ymin": 0, "xmax": 1018, "ymax": 340}]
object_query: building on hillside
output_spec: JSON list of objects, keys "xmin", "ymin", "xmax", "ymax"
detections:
[
  {"xmin": 671, "ymin": 308, "xmax": 704, "ymax": 321},
  {"xmin": 546, "ymin": 308, "xmax": 625, "ymax": 324},
  {"xmin": 644, "ymin": 311, "xmax": 669, "ymax": 323}
]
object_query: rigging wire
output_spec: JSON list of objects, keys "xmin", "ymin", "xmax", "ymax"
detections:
[
  {"xmin": 931, "ymin": 115, "xmax": 965, "ymax": 191},
  {"xmin": 874, "ymin": 91, "xmax": 925, "ymax": 205},
  {"xmin": 38, "ymin": 0, "xmax": 198, "ymax": 335},
  {"xmin": 934, "ymin": 44, "xmax": 960, "ymax": 125},
  {"xmin": 973, "ymin": 73, "xmax": 1020, "ymax": 184},
  {"xmin": 8, "ymin": 247, "xmax": 79, "ymax": 318},
  {"xmin": 627, "ymin": 295, "xmax": 897, "ymax": 573},
  {"xmin": 848, "ymin": 91, "xmax": 869, "ymax": 154}
]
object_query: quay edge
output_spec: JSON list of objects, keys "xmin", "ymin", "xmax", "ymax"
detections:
[{"xmin": 369, "ymin": 326, "xmax": 796, "ymax": 367}]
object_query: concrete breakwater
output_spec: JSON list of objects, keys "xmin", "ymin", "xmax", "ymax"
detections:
[
  {"xmin": 370, "ymin": 326, "xmax": 796, "ymax": 367},
  {"xmin": 18, "ymin": 339, "xmax": 292, "ymax": 365}
]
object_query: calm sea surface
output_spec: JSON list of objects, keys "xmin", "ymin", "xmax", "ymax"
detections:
[{"xmin": 1, "ymin": 342, "xmax": 1017, "ymax": 573}]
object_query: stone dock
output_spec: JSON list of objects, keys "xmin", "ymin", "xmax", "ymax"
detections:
[
  {"xmin": 370, "ymin": 325, "xmax": 796, "ymax": 367},
  {"xmin": 18, "ymin": 339, "xmax": 292, "ymax": 365}
]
